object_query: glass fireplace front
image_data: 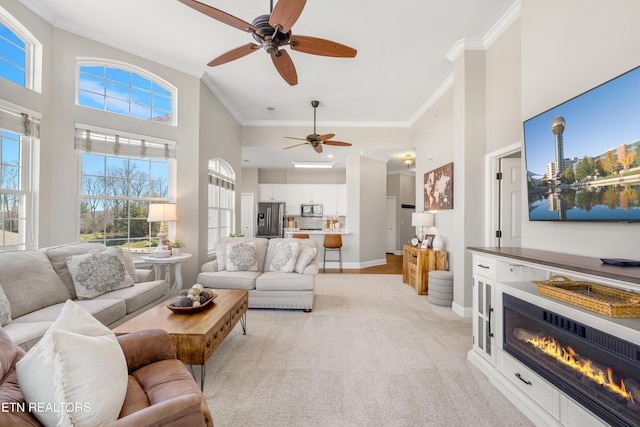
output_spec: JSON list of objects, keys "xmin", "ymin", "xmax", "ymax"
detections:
[{"xmin": 503, "ymin": 294, "xmax": 640, "ymax": 427}]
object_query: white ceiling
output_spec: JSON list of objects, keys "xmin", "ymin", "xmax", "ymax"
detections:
[{"xmin": 19, "ymin": 0, "xmax": 518, "ymax": 172}]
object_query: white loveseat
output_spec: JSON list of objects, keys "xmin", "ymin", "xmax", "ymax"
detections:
[
  {"xmin": 196, "ymin": 237, "xmax": 319, "ymax": 312},
  {"xmin": 0, "ymin": 242, "xmax": 169, "ymax": 350}
]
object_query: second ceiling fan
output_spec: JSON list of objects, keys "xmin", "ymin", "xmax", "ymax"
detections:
[
  {"xmin": 284, "ymin": 100, "xmax": 352, "ymax": 153},
  {"xmin": 178, "ymin": 0, "xmax": 357, "ymax": 86}
]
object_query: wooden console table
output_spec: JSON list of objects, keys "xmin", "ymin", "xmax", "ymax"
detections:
[{"xmin": 402, "ymin": 245, "xmax": 448, "ymax": 295}]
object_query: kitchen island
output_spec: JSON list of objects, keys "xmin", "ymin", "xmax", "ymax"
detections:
[{"xmin": 284, "ymin": 229, "xmax": 351, "ymax": 267}]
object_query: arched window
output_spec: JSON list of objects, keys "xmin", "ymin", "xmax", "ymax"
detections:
[
  {"xmin": 0, "ymin": 8, "xmax": 42, "ymax": 91},
  {"xmin": 77, "ymin": 59, "xmax": 176, "ymax": 125},
  {"xmin": 208, "ymin": 159, "xmax": 236, "ymax": 254}
]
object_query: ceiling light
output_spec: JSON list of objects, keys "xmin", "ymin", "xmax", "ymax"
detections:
[
  {"xmin": 292, "ymin": 161, "xmax": 335, "ymax": 169},
  {"xmin": 403, "ymin": 154, "xmax": 415, "ymax": 168}
]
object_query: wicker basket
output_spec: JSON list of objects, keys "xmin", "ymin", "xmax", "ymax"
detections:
[{"xmin": 532, "ymin": 275, "xmax": 640, "ymax": 317}]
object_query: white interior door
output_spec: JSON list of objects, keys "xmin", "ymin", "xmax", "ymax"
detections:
[
  {"xmin": 386, "ymin": 196, "xmax": 396, "ymax": 253},
  {"xmin": 499, "ymin": 157, "xmax": 522, "ymax": 247},
  {"xmin": 241, "ymin": 193, "xmax": 254, "ymax": 237}
]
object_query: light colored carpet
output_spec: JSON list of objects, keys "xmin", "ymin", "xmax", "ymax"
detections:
[{"xmin": 203, "ymin": 274, "xmax": 533, "ymax": 426}]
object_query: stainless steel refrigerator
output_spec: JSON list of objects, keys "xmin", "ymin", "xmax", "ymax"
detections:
[{"xmin": 256, "ymin": 202, "xmax": 285, "ymax": 238}]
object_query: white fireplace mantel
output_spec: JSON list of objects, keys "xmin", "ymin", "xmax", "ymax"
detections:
[{"xmin": 467, "ymin": 247, "xmax": 640, "ymax": 427}]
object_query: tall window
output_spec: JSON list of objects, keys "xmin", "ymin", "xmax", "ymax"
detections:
[
  {"xmin": 208, "ymin": 159, "xmax": 235, "ymax": 254},
  {"xmin": 77, "ymin": 61, "xmax": 175, "ymax": 125},
  {"xmin": 76, "ymin": 127, "xmax": 176, "ymax": 252},
  {"xmin": 0, "ymin": 105, "xmax": 38, "ymax": 251},
  {"xmin": 0, "ymin": 10, "xmax": 41, "ymax": 91}
]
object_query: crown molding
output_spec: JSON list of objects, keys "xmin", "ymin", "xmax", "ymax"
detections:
[
  {"xmin": 200, "ymin": 73, "xmax": 244, "ymax": 125},
  {"xmin": 484, "ymin": 0, "xmax": 521, "ymax": 49},
  {"xmin": 408, "ymin": 73, "xmax": 454, "ymax": 126},
  {"xmin": 241, "ymin": 119, "xmax": 411, "ymax": 128},
  {"xmin": 360, "ymin": 151, "xmax": 389, "ymax": 163},
  {"xmin": 446, "ymin": 0, "xmax": 521, "ymax": 63},
  {"xmin": 17, "ymin": 0, "xmax": 56, "ymax": 23}
]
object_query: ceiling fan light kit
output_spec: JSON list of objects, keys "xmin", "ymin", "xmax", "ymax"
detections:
[{"xmin": 179, "ymin": 0, "xmax": 357, "ymax": 86}]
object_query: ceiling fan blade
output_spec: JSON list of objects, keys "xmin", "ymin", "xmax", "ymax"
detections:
[
  {"xmin": 178, "ymin": 0, "xmax": 257, "ymax": 32},
  {"xmin": 285, "ymin": 136, "xmax": 307, "ymax": 141},
  {"xmin": 283, "ymin": 142, "xmax": 309, "ymax": 150},
  {"xmin": 290, "ymin": 35, "xmax": 357, "ymax": 58},
  {"xmin": 208, "ymin": 43, "xmax": 260, "ymax": 67},
  {"xmin": 269, "ymin": 0, "xmax": 306, "ymax": 34},
  {"xmin": 313, "ymin": 143, "xmax": 323, "ymax": 153},
  {"xmin": 323, "ymin": 140, "xmax": 352, "ymax": 146},
  {"xmin": 316, "ymin": 133, "xmax": 335, "ymax": 142},
  {"xmin": 271, "ymin": 50, "xmax": 298, "ymax": 86}
]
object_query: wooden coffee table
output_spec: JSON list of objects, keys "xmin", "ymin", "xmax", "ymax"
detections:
[{"xmin": 113, "ymin": 289, "xmax": 248, "ymax": 390}]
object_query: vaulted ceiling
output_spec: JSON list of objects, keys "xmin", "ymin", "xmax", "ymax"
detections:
[{"xmin": 19, "ymin": 0, "xmax": 518, "ymax": 171}]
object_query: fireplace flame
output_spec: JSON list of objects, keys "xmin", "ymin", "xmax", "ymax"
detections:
[{"xmin": 516, "ymin": 329, "xmax": 634, "ymax": 403}]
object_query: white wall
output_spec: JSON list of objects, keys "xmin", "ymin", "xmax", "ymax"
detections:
[
  {"xmin": 520, "ymin": 0, "xmax": 640, "ymax": 257},
  {"xmin": 0, "ymin": 0, "xmax": 243, "ymax": 288}
]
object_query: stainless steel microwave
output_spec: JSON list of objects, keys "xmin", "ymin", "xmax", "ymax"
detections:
[{"xmin": 301, "ymin": 204, "xmax": 323, "ymax": 217}]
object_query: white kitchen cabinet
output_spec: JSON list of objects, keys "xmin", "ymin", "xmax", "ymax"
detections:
[
  {"xmin": 321, "ymin": 185, "xmax": 337, "ymax": 215},
  {"xmin": 258, "ymin": 184, "xmax": 286, "ymax": 202},
  {"xmin": 285, "ymin": 184, "xmax": 304, "ymax": 215},
  {"xmin": 336, "ymin": 184, "xmax": 347, "ymax": 215}
]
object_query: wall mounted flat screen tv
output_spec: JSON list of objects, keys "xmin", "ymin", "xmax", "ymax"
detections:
[{"xmin": 523, "ymin": 66, "xmax": 640, "ymax": 222}]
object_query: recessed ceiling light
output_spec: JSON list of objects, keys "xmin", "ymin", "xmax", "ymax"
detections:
[
  {"xmin": 327, "ymin": 154, "xmax": 334, "ymax": 158},
  {"xmin": 292, "ymin": 161, "xmax": 335, "ymax": 169}
]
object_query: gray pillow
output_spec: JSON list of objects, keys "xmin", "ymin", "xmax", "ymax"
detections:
[
  {"xmin": 0, "ymin": 251, "xmax": 71, "ymax": 318},
  {"xmin": 117, "ymin": 248, "xmax": 139, "ymax": 283},
  {"xmin": 67, "ymin": 248, "xmax": 134, "ymax": 299}
]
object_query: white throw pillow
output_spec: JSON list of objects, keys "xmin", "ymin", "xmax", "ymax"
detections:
[
  {"xmin": 67, "ymin": 247, "xmax": 134, "ymax": 299},
  {"xmin": 294, "ymin": 246, "xmax": 317, "ymax": 273},
  {"xmin": 269, "ymin": 241, "xmax": 301, "ymax": 273},
  {"xmin": 117, "ymin": 247, "xmax": 139, "ymax": 283},
  {"xmin": 16, "ymin": 300, "xmax": 128, "ymax": 427},
  {"xmin": 0, "ymin": 285, "xmax": 11, "ymax": 326},
  {"xmin": 226, "ymin": 241, "xmax": 259, "ymax": 272}
]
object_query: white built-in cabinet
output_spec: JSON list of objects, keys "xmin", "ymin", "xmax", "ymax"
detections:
[
  {"xmin": 467, "ymin": 248, "xmax": 636, "ymax": 427},
  {"xmin": 471, "ymin": 255, "xmax": 496, "ymax": 366},
  {"xmin": 258, "ymin": 183, "xmax": 347, "ymax": 216}
]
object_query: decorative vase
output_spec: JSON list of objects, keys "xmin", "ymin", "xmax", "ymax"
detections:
[
  {"xmin": 432, "ymin": 234, "xmax": 444, "ymax": 251},
  {"xmin": 171, "ymin": 248, "xmax": 181, "ymax": 256}
]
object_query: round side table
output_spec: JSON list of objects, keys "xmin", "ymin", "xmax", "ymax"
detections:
[{"xmin": 141, "ymin": 253, "xmax": 192, "ymax": 294}]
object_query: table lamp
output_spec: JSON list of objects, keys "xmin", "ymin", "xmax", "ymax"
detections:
[
  {"xmin": 411, "ymin": 212, "xmax": 434, "ymax": 242},
  {"xmin": 148, "ymin": 203, "xmax": 177, "ymax": 254}
]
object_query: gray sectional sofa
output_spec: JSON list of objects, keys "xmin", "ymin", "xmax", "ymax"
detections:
[
  {"xmin": 196, "ymin": 237, "xmax": 319, "ymax": 311},
  {"xmin": 0, "ymin": 242, "xmax": 168, "ymax": 350}
]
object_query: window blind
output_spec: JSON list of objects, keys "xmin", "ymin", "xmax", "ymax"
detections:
[
  {"xmin": 208, "ymin": 172, "xmax": 235, "ymax": 190},
  {"xmin": 74, "ymin": 127, "xmax": 176, "ymax": 159},
  {"xmin": 0, "ymin": 107, "xmax": 40, "ymax": 138}
]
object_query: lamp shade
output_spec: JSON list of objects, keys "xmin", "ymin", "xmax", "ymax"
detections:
[
  {"xmin": 411, "ymin": 212, "xmax": 434, "ymax": 227},
  {"xmin": 148, "ymin": 203, "xmax": 177, "ymax": 222}
]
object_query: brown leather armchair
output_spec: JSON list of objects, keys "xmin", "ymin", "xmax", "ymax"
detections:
[{"xmin": 0, "ymin": 328, "xmax": 213, "ymax": 427}]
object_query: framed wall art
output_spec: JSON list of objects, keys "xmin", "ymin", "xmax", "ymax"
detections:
[{"xmin": 424, "ymin": 162, "xmax": 454, "ymax": 210}]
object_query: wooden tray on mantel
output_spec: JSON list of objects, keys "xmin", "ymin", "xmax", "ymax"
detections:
[{"xmin": 532, "ymin": 275, "xmax": 640, "ymax": 318}]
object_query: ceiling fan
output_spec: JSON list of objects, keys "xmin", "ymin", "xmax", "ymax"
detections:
[
  {"xmin": 178, "ymin": 0, "xmax": 357, "ymax": 86},
  {"xmin": 283, "ymin": 100, "xmax": 352, "ymax": 153}
]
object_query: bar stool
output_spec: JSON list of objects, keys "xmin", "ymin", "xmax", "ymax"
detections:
[
  {"xmin": 323, "ymin": 234, "xmax": 343, "ymax": 272},
  {"xmin": 292, "ymin": 233, "xmax": 310, "ymax": 239}
]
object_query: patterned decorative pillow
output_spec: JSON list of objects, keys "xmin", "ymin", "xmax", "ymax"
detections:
[
  {"xmin": 67, "ymin": 247, "xmax": 134, "ymax": 299},
  {"xmin": 226, "ymin": 241, "xmax": 259, "ymax": 272},
  {"xmin": 0, "ymin": 286, "xmax": 11, "ymax": 326},
  {"xmin": 117, "ymin": 248, "xmax": 139, "ymax": 283},
  {"xmin": 269, "ymin": 241, "xmax": 301, "ymax": 273},
  {"xmin": 294, "ymin": 246, "xmax": 317, "ymax": 274}
]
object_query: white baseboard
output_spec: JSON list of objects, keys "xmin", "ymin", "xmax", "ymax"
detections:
[{"xmin": 452, "ymin": 301, "xmax": 472, "ymax": 318}]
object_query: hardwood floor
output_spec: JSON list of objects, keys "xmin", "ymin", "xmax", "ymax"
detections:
[{"xmin": 320, "ymin": 253, "xmax": 403, "ymax": 274}]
